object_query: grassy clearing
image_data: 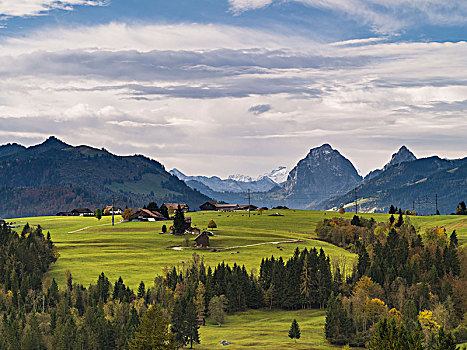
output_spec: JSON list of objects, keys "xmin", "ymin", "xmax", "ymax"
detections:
[{"xmin": 198, "ymin": 308, "xmax": 341, "ymax": 350}]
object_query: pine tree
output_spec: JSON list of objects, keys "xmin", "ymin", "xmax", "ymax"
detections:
[
  {"xmin": 395, "ymin": 212, "xmax": 404, "ymax": 228},
  {"xmin": 456, "ymin": 201, "xmax": 467, "ymax": 215},
  {"xmin": 288, "ymin": 319, "xmax": 301, "ymax": 342},
  {"xmin": 173, "ymin": 205, "xmax": 186, "ymax": 234},
  {"xmin": 389, "ymin": 205, "xmax": 396, "ymax": 214},
  {"xmin": 137, "ymin": 281, "xmax": 145, "ymax": 299},
  {"xmin": 450, "ymin": 230, "xmax": 458, "ymax": 247},
  {"xmin": 389, "ymin": 215, "xmax": 395, "ymax": 226}
]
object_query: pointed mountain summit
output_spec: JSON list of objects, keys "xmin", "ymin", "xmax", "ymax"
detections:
[
  {"xmin": 383, "ymin": 145, "xmax": 417, "ymax": 171},
  {"xmin": 364, "ymin": 145, "xmax": 417, "ymax": 182},
  {"xmin": 282, "ymin": 144, "xmax": 362, "ymax": 208}
]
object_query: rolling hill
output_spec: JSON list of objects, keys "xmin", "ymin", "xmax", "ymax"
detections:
[{"xmin": 0, "ymin": 136, "xmax": 211, "ymax": 217}]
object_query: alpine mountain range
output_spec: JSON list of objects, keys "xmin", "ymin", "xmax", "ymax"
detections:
[{"xmin": 0, "ymin": 137, "xmax": 465, "ymax": 217}]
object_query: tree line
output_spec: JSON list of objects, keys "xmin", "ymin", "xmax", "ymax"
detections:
[{"xmin": 318, "ymin": 214, "xmax": 467, "ymax": 348}]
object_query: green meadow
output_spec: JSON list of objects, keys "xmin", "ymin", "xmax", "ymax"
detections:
[
  {"xmin": 9, "ymin": 210, "xmax": 467, "ymax": 349},
  {"xmin": 12, "ymin": 209, "xmax": 467, "ymax": 289}
]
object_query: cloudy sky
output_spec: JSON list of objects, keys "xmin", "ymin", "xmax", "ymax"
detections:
[{"xmin": 0, "ymin": 0, "xmax": 466, "ymax": 177}]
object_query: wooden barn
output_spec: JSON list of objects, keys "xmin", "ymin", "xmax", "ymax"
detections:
[
  {"xmin": 71, "ymin": 208, "xmax": 94, "ymax": 216},
  {"xmin": 128, "ymin": 209, "xmax": 166, "ymax": 222},
  {"xmin": 194, "ymin": 231, "xmax": 210, "ymax": 248},
  {"xmin": 161, "ymin": 203, "xmax": 190, "ymax": 213},
  {"xmin": 199, "ymin": 202, "xmax": 239, "ymax": 211},
  {"xmin": 237, "ymin": 204, "xmax": 258, "ymax": 211}
]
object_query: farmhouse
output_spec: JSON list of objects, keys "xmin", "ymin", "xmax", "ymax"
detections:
[
  {"xmin": 237, "ymin": 204, "xmax": 258, "ymax": 211},
  {"xmin": 71, "ymin": 208, "xmax": 94, "ymax": 216},
  {"xmin": 188, "ymin": 227, "xmax": 201, "ymax": 235},
  {"xmin": 161, "ymin": 203, "xmax": 189, "ymax": 213},
  {"xmin": 199, "ymin": 202, "xmax": 239, "ymax": 211},
  {"xmin": 194, "ymin": 231, "xmax": 210, "ymax": 248},
  {"xmin": 128, "ymin": 209, "xmax": 166, "ymax": 222},
  {"xmin": 104, "ymin": 206, "xmax": 122, "ymax": 215},
  {"xmin": 56, "ymin": 211, "xmax": 73, "ymax": 216}
]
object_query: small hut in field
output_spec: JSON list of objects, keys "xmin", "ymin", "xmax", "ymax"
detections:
[{"xmin": 194, "ymin": 231, "xmax": 209, "ymax": 248}]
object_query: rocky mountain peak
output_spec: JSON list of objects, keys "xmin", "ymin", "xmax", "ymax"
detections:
[
  {"xmin": 37, "ymin": 136, "xmax": 70, "ymax": 149},
  {"xmin": 283, "ymin": 144, "xmax": 362, "ymax": 208},
  {"xmin": 384, "ymin": 145, "xmax": 416, "ymax": 170}
]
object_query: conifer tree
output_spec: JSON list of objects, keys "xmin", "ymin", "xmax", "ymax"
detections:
[
  {"xmin": 395, "ymin": 212, "xmax": 404, "ymax": 227},
  {"xmin": 288, "ymin": 319, "xmax": 301, "ymax": 343},
  {"xmin": 137, "ymin": 281, "xmax": 145, "ymax": 299},
  {"xmin": 173, "ymin": 205, "xmax": 186, "ymax": 234},
  {"xmin": 450, "ymin": 230, "xmax": 458, "ymax": 247}
]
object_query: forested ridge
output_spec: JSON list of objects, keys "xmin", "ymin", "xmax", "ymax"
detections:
[{"xmin": 0, "ymin": 137, "xmax": 210, "ymax": 218}]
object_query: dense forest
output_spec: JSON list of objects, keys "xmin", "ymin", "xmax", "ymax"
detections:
[
  {"xmin": 1, "ymin": 212, "xmax": 466, "ymax": 349},
  {"xmin": 317, "ymin": 214, "xmax": 466, "ymax": 348}
]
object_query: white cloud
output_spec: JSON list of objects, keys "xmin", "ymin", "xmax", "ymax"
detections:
[
  {"xmin": 0, "ymin": 23, "xmax": 466, "ymax": 176},
  {"xmin": 0, "ymin": 0, "xmax": 108, "ymax": 18},
  {"xmin": 228, "ymin": 0, "xmax": 467, "ymax": 33}
]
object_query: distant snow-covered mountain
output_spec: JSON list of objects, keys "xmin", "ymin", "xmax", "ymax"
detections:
[
  {"xmin": 169, "ymin": 168, "xmax": 281, "ymax": 194},
  {"xmin": 227, "ymin": 166, "xmax": 289, "ymax": 184}
]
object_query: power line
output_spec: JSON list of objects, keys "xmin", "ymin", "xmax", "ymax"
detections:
[{"xmin": 354, "ymin": 188, "xmax": 358, "ymax": 214}]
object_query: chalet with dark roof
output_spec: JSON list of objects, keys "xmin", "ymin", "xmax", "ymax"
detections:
[
  {"xmin": 104, "ymin": 206, "xmax": 123, "ymax": 215},
  {"xmin": 161, "ymin": 203, "xmax": 189, "ymax": 213},
  {"xmin": 71, "ymin": 208, "xmax": 94, "ymax": 216},
  {"xmin": 199, "ymin": 202, "xmax": 239, "ymax": 212},
  {"xmin": 238, "ymin": 204, "xmax": 258, "ymax": 211},
  {"xmin": 128, "ymin": 209, "xmax": 166, "ymax": 222}
]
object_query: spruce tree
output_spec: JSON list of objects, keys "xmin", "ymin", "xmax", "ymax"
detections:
[
  {"xmin": 173, "ymin": 205, "xmax": 186, "ymax": 234},
  {"xmin": 137, "ymin": 281, "xmax": 145, "ymax": 299},
  {"xmin": 288, "ymin": 319, "xmax": 301, "ymax": 343},
  {"xmin": 450, "ymin": 230, "xmax": 458, "ymax": 247},
  {"xmin": 395, "ymin": 212, "xmax": 404, "ymax": 227}
]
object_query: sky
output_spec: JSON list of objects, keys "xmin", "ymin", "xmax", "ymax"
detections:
[{"xmin": 0, "ymin": 0, "xmax": 466, "ymax": 178}]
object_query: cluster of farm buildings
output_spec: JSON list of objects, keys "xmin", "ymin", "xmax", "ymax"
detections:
[{"xmin": 56, "ymin": 202, "xmax": 259, "ymax": 219}]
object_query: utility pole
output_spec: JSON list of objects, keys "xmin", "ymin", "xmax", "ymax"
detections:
[
  {"xmin": 248, "ymin": 189, "xmax": 251, "ymax": 218},
  {"xmin": 435, "ymin": 193, "xmax": 438, "ymax": 215},
  {"xmin": 112, "ymin": 195, "xmax": 115, "ymax": 226},
  {"xmin": 354, "ymin": 188, "xmax": 358, "ymax": 214},
  {"xmin": 425, "ymin": 195, "xmax": 428, "ymax": 216}
]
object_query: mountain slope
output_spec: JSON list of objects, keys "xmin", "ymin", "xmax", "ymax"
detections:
[
  {"xmin": 364, "ymin": 145, "xmax": 417, "ymax": 181},
  {"xmin": 322, "ymin": 156, "xmax": 467, "ymax": 214},
  {"xmin": 281, "ymin": 144, "xmax": 362, "ymax": 208},
  {"xmin": 0, "ymin": 137, "xmax": 211, "ymax": 217},
  {"xmin": 0, "ymin": 143, "xmax": 26, "ymax": 157}
]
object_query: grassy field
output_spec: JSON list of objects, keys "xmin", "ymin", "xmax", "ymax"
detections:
[
  {"xmin": 12, "ymin": 210, "xmax": 467, "ymax": 289},
  {"xmin": 8, "ymin": 209, "xmax": 467, "ymax": 349},
  {"xmin": 198, "ymin": 308, "xmax": 334, "ymax": 350}
]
